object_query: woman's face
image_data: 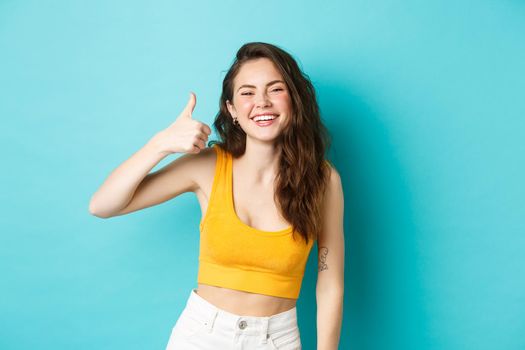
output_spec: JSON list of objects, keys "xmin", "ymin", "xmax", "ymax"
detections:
[{"xmin": 226, "ymin": 57, "xmax": 292, "ymax": 143}]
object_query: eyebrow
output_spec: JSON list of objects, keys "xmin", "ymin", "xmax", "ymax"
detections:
[{"xmin": 236, "ymin": 80, "xmax": 285, "ymax": 92}]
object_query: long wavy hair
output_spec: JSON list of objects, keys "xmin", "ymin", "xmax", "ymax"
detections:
[{"xmin": 208, "ymin": 42, "xmax": 332, "ymax": 245}]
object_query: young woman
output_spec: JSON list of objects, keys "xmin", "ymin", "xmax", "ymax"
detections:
[{"xmin": 89, "ymin": 42, "xmax": 345, "ymax": 350}]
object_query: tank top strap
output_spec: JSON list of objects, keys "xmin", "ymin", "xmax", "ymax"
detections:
[{"xmin": 206, "ymin": 144, "xmax": 232, "ymax": 217}]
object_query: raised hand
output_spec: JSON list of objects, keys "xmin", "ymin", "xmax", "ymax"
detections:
[{"xmin": 153, "ymin": 92, "xmax": 212, "ymax": 155}]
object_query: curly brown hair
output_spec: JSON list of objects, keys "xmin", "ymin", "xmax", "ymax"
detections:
[{"xmin": 208, "ymin": 42, "xmax": 332, "ymax": 245}]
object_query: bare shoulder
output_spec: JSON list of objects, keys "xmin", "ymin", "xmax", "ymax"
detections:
[
  {"xmin": 325, "ymin": 160, "xmax": 342, "ymax": 191},
  {"xmin": 187, "ymin": 145, "xmax": 218, "ymax": 193},
  {"xmin": 322, "ymin": 160, "xmax": 344, "ymax": 214}
]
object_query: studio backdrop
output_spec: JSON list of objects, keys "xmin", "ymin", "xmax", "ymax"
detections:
[{"xmin": 1, "ymin": 1, "xmax": 524, "ymax": 349}]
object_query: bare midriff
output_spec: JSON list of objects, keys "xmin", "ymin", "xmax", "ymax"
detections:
[{"xmin": 196, "ymin": 283, "xmax": 297, "ymax": 317}]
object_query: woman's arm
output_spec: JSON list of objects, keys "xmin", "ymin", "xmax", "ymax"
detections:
[
  {"xmin": 88, "ymin": 139, "xmax": 170, "ymax": 218},
  {"xmin": 88, "ymin": 92, "xmax": 211, "ymax": 218},
  {"xmin": 316, "ymin": 167, "xmax": 345, "ymax": 350}
]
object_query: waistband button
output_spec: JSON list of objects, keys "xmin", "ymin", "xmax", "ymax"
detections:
[{"xmin": 238, "ymin": 320, "xmax": 247, "ymax": 329}]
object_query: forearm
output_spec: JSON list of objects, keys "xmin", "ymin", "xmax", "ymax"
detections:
[
  {"xmin": 89, "ymin": 135, "xmax": 167, "ymax": 217},
  {"xmin": 316, "ymin": 289, "xmax": 343, "ymax": 350}
]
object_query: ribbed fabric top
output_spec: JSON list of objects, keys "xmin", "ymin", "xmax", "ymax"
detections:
[{"xmin": 197, "ymin": 144, "xmax": 315, "ymax": 299}]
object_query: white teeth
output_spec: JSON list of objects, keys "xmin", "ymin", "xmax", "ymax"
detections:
[{"xmin": 253, "ymin": 114, "xmax": 277, "ymax": 122}]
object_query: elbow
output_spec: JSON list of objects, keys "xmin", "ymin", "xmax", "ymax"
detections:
[
  {"xmin": 88, "ymin": 204, "xmax": 107, "ymax": 219},
  {"xmin": 316, "ymin": 288, "xmax": 344, "ymax": 306},
  {"xmin": 89, "ymin": 209, "xmax": 109, "ymax": 219},
  {"xmin": 88, "ymin": 196, "xmax": 111, "ymax": 219},
  {"xmin": 316, "ymin": 284, "xmax": 344, "ymax": 297}
]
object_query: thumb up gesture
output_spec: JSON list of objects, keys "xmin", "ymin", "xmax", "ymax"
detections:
[{"xmin": 152, "ymin": 92, "xmax": 212, "ymax": 155}]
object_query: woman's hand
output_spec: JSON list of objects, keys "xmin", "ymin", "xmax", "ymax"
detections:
[{"xmin": 151, "ymin": 92, "xmax": 212, "ymax": 156}]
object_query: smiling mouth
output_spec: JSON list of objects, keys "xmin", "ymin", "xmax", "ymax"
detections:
[
  {"xmin": 252, "ymin": 114, "xmax": 279, "ymax": 127},
  {"xmin": 251, "ymin": 114, "xmax": 279, "ymax": 121}
]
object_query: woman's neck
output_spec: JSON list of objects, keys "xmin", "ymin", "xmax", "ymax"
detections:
[{"xmin": 236, "ymin": 140, "xmax": 281, "ymax": 184}]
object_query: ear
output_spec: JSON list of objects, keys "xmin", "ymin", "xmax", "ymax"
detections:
[{"xmin": 226, "ymin": 99, "xmax": 237, "ymax": 119}]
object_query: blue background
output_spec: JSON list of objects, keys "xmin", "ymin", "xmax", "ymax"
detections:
[{"xmin": 1, "ymin": 1, "xmax": 524, "ymax": 349}]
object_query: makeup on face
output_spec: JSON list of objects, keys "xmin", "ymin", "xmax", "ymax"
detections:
[{"xmin": 230, "ymin": 58, "xmax": 292, "ymax": 129}]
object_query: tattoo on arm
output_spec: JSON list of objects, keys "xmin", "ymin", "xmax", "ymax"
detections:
[{"xmin": 318, "ymin": 246, "xmax": 328, "ymax": 272}]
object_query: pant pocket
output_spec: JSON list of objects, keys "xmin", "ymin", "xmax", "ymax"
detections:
[
  {"xmin": 172, "ymin": 309, "xmax": 207, "ymax": 340},
  {"xmin": 268, "ymin": 327, "xmax": 301, "ymax": 349}
]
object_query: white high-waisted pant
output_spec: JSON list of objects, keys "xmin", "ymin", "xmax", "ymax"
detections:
[{"xmin": 165, "ymin": 288, "xmax": 302, "ymax": 349}]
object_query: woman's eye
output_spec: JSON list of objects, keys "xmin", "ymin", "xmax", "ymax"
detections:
[{"xmin": 240, "ymin": 88, "xmax": 283, "ymax": 96}]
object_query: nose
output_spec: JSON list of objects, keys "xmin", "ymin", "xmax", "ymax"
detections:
[{"xmin": 254, "ymin": 91, "xmax": 271, "ymax": 108}]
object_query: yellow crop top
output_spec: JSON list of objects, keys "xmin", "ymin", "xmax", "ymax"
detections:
[{"xmin": 197, "ymin": 144, "xmax": 315, "ymax": 299}]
